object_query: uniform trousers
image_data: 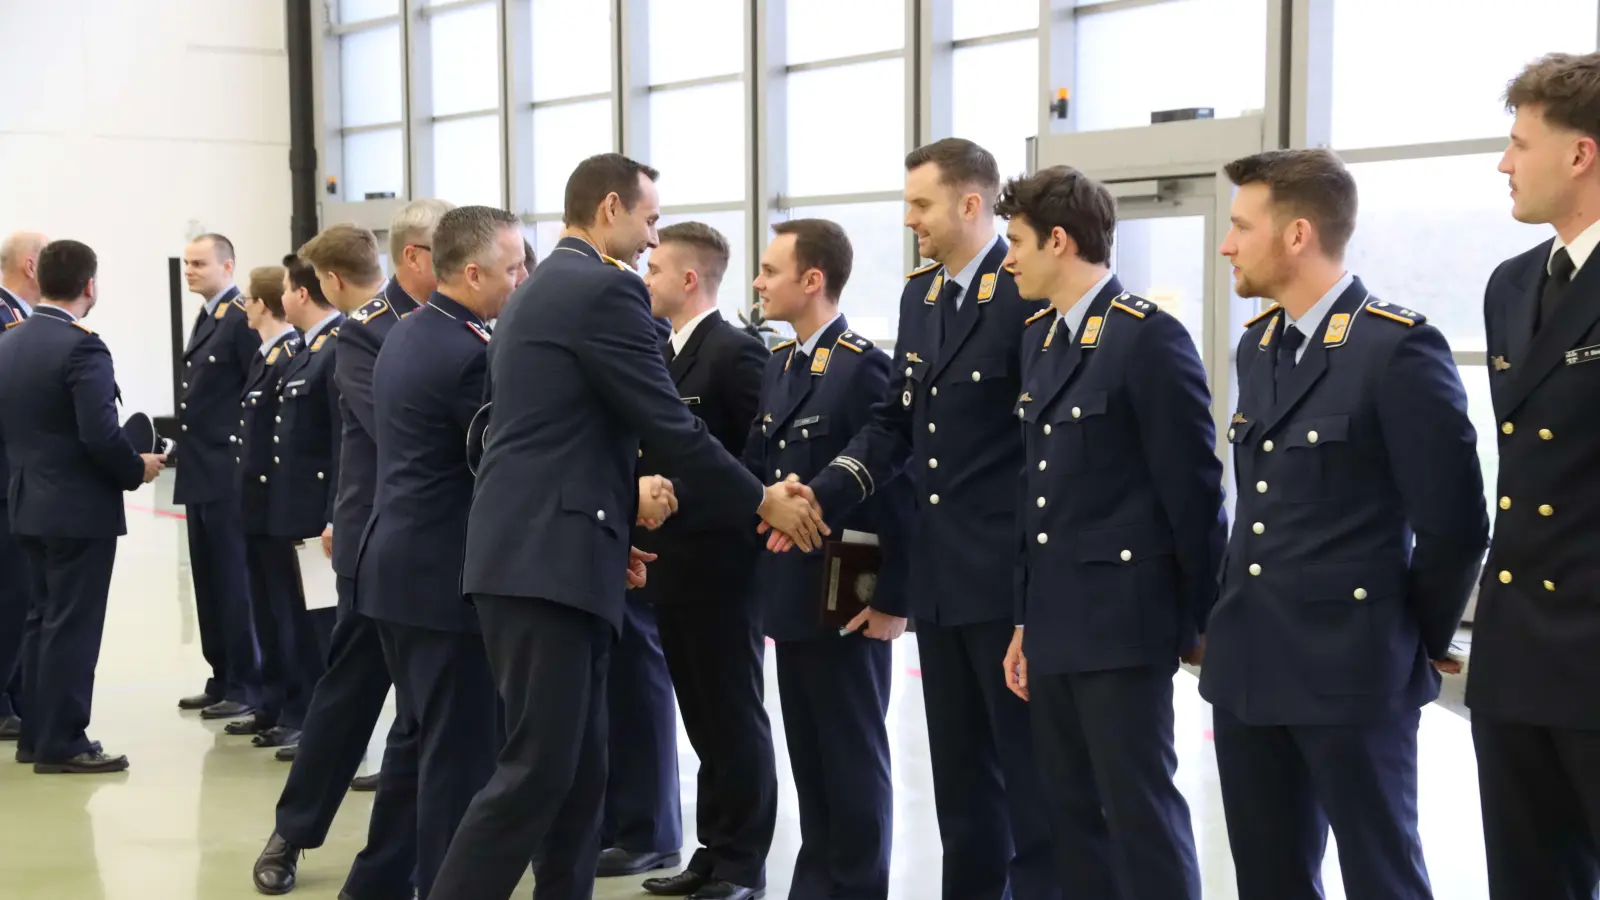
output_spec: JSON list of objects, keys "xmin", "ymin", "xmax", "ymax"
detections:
[
  {"xmin": 0, "ymin": 505, "xmax": 30, "ymax": 719},
  {"xmin": 1213, "ymin": 705, "xmax": 1431, "ymax": 900},
  {"xmin": 601, "ymin": 592, "xmax": 681, "ymax": 856},
  {"xmin": 656, "ymin": 592, "xmax": 776, "ymax": 889},
  {"xmin": 185, "ymin": 500, "xmax": 259, "ymax": 704},
  {"xmin": 1030, "ymin": 664, "xmax": 1199, "ymax": 900},
  {"xmin": 916, "ymin": 618, "xmax": 1060, "ymax": 900},
  {"xmin": 1473, "ymin": 716, "xmax": 1600, "ymax": 900},
  {"xmin": 14, "ymin": 536, "xmax": 116, "ymax": 762},
  {"xmin": 274, "ymin": 575, "xmax": 417, "ymax": 900},
  {"xmin": 244, "ymin": 535, "xmax": 322, "ymax": 730},
  {"xmin": 776, "ymin": 634, "xmax": 893, "ymax": 900},
  {"xmin": 430, "ymin": 594, "xmax": 611, "ymax": 900}
]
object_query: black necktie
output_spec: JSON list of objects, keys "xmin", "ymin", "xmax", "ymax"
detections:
[
  {"xmin": 664, "ymin": 342, "xmax": 676, "ymax": 365},
  {"xmin": 939, "ymin": 279, "xmax": 962, "ymax": 341},
  {"xmin": 1540, "ymin": 247, "xmax": 1576, "ymax": 332},
  {"xmin": 1275, "ymin": 324, "xmax": 1305, "ymax": 385},
  {"xmin": 790, "ymin": 350, "xmax": 809, "ymax": 381}
]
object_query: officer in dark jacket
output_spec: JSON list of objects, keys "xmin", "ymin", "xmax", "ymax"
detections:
[
  {"xmin": 736, "ymin": 220, "xmax": 912, "ymax": 900},
  {"xmin": 1200, "ymin": 150, "xmax": 1488, "ymax": 900},
  {"xmin": 1470, "ymin": 54, "xmax": 1600, "ymax": 900},
  {"xmin": 998, "ymin": 168, "xmax": 1222, "ymax": 900},
  {"xmin": 175, "ymin": 233, "xmax": 262, "ymax": 719},
  {"xmin": 0, "ymin": 239, "xmax": 164, "ymax": 774},
  {"xmin": 0, "ymin": 230, "xmax": 42, "ymax": 741},
  {"xmin": 795, "ymin": 139, "xmax": 1058, "ymax": 900}
]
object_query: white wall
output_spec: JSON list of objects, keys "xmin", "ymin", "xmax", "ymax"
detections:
[{"xmin": 0, "ymin": 0, "xmax": 293, "ymax": 418}]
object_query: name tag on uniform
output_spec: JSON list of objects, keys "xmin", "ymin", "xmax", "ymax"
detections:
[
  {"xmin": 680, "ymin": 396, "xmax": 702, "ymax": 406},
  {"xmin": 287, "ymin": 379, "xmax": 307, "ymax": 388},
  {"xmin": 1565, "ymin": 344, "xmax": 1600, "ymax": 366},
  {"xmin": 794, "ymin": 415, "xmax": 821, "ymax": 427}
]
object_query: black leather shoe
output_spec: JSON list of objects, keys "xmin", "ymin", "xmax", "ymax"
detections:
[
  {"xmin": 597, "ymin": 848, "xmax": 682, "ymax": 877},
  {"xmin": 349, "ymin": 773, "xmax": 380, "ymax": 791},
  {"xmin": 33, "ymin": 749, "xmax": 129, "ymax": 774},
  {"xmin": 18, "ymin": 740, "xmax": 100, "ymax": 764},
  {"xmin": 643, "ymin": 870, "xmax": 709, "ymax": 896},
  {"xmin": 252, "ymin": 832, "xmax": 300, "ymax": 895},
  {"xmin": 224, "ymin": 714, "xmax": 272, "ymax": 736},
  {"xmin": 178, "ymin": 692, "xmax": 219, "ymax": 710},
  {"xmin": 202, "ymin": 700, "xmax": 257, "ymax": 720},
  {"xmin": 0, "ymin": 715, "xmax": 21, "ymax": 740},
  {"xmin": 687, "ymin": 882, "xmax": 764, "ymax": 900},
  {"xmin": 275, "ymin": 744, "xmax": 298, "ymax": 762},
  {"xmin": 253, "ymin": 727, "xmax": 301, "ymax": 748}
]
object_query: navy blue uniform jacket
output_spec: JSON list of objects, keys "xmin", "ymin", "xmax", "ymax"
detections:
[
  {"xmin": 331, "ymin": 281, "xmax": 421, "ymax": 579},
  {"xmin": 463, "ymin": 237, "xmax": 765, "ymax": 633},
  {"xmin": 809, "ymin": 239, "xmax": 1046, "ymax": 625},
  {"xmin": 356, "ymin": 294, "xmax": 488, "ymax": 634},
  {"xmin": 175, "ymin": 287, "xmax": 261, "ymax": 504},
  {"xmin": 1468, "ymin": 240, "xmax": 1600, "ymax": 729},
  {"xmin": 1198, "ymin": 277, "xmax": 1488, "ymax": 725},
  {"xmin": 0, "ymin": 300, "xmax": 25, "ymax": 503},
  {"xmin": 238, "ymin": 333, "xmax": 302, "ymax": 534},
  {"xmin": 270, "ymin": 315, "xmax": 342, "ymax": 539},
  {"xmin": 1015, "ymin": 279, "xmax": 1225, "ymax": 676},
  {"xmin": 0, "ymin": 308, "xmax": 146, "ymax": 538},
  {"xmin": 742, "ymin": 317, "xmax": 913, "ymax": 642}
]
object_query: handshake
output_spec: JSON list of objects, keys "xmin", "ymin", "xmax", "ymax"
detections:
[{"xmin": 634, "ymin": 473, "xmax": 831, "ymax": 551}]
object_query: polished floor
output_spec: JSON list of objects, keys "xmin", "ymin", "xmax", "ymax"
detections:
[{"xmin": 0, "ymin": 474, "xmax": 1492, "ymax": 899}]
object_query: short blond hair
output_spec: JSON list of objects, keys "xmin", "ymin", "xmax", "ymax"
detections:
[
  {"xmin": 390, "ymin": 198, "xmax": 454, "ymax": 263},
  {"xmin": 298, "ymin": 224, "xmax": 383, "ymax": 284}
]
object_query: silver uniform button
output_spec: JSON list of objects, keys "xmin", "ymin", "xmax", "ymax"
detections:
[
  {"xmin": 182, "ymin": 424, "xmax": 189, "ymax": 432},
  {"xmin": 929, "ymin": 494, "xmax": 940, "ymax": 504},
  {"xmin": 1036, "ymin": 533, "xmax": 1048, "ymax": 545},
  {"xmin": 1228, "ymin": 428, "xmax": 1235, "ymax": 440},
  {"xmin": 931, "ymin": 387, "xmax": 938, "ymax": 397},
  {"xmin": 316, "ymin": 472, "xmax": 325, "ymax": 480},
  {"xmin": 905, "ymin": 366, "xmax": 913, "ymax": 377},
  {"xmin": 802, "ymin": 428, "xmax": 810, "ymax": 438},
  {"xmin": 928, "ymin": 458, "xmax": 938, "ymax": 469},
  {"xmin": 186, "ymin": 362, "xmax": 191, "ymax": 368},
  {"xmin": 1072, "ymin": 407, "xmax": 1082, "ymax": 419},
  {"xmin": 971, "ymin": 371, "xmax": 981, "ymax": 382},
  {"xmin": 208, "ymin": 355, "xmax": 216, "ymax": 363},
  {"xmin": 1038, "ymin": 460, "xmax": 1047, "ymax": 472},
  {"xmin": 180, "ymin": 402, "xmax": 186, "ymax": 410},
  {"xmin": 1043, "ymin": 424, "xmax": 1052, "ymax": 435},
  {"xmin": 779, "ymin": 440, "xmax": 787, "ymax": 449},
  {"xmin": 1036, "ymin": 497, "xmax": 1046, "ymax": 508},
  {"xmin": 273, "ymin": 436, "xmax": 279, "ymax": 444},
  {"xmin": 228, "ymin": 435, "xmax": 236, "ymax": 444},
  {"xmin": 274, "ymin": 456, "xmax": 280, "ymax": 464},
  {"xmin": 275, "ymin": 416, "xmax": 282, "ymax": 423},
  {"xmin": 1353, "ymin": 588, "xmax": 1368, "ymax": 600},
  {"xmin": 1307, "ymin": 430, "xmax": 1319, "ymax": 444},
  {"xmin": 774, "ymin": 469, "xmax": 782, "ymax": 478},
  {"xmin": 259, "ymin": 475, "xmax": 267, "ymax": 483},
  {"xmin": 597, "ymin": 510, "xmax": 606, "ymax": 522},
  {"xmin": 928, "ymin": 423, "xmax": 936, "ymax": 433},
  {"xmin": 1263, "ymin": 440, "xmax": 1274, "ymax": 452},
  {"xmin": 1252, "ymin": 522, "xmax": 1264, "ymax": 534},
  {"xmin": 1249, "ymin": 563, "xmax": 1262, "ymax": 576},
  {"xmin": 1119, "ymin": 549, "xmax": 1132, "ymax": 562},
  {"xmin": 1256, "ymin": 481, "xmax": 1268, "ymax": 493},
  {"xmin": 182, "ymin": 382, "xmax": 188, "ymax": 389}
]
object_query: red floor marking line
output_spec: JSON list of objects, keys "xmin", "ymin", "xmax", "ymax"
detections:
[{"xmin": 125, "ymin": 502, "xmax": 187, "ymax": 521}]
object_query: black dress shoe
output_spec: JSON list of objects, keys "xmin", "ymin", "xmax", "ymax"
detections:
[
  {"xmin": 252, "ymin": 832, "xmax": 301, "ymax": 895},
  {"xmin": 597, "ymin": 848, "xmax": 682, "ymax": 877},
  {"xmin": 349, "ymin": 773, "xmax": 380, "ymax": 791},
  {"xmin": 178, "ymin": 692, "xmax": 219, "ymax": 710},
  {"xmin": 253, "ymin": 727, "xmax": 301, "ymax": 748},
  {"xmin": 224, "ymin": 714, "xmax": 272, "ymax": 736},
  {"xmin": 17, "ymin": 740, "xmax": 100, "ymax": 764},
  {"xmin": 33, "ymin": 749, "xmax": 129, "ymax": 774},
  {"xmin": 275, "ymin": 744, "xmax": 298, "ymax": 762},
  {"xmin": 643, "ymin": 870, "xmax": 710, "ymax": 896},
  {"xmin": 0, "ymin": 715, "xmax": 21, "ymax": 740},
  {"xmin": 201, "ymin": 700, "xmax": 257, "ymax": 720},
  {"xmin": 687, "ymin": 882, "xmax": 764, "ymax": 900}
]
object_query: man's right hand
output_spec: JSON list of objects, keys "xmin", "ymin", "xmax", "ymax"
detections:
[
  {"xmin": 321, "ymin": 526, "xmax": 334, "ymax": 559},
  {"xmin": 756, "ymin": 478, "xmax": 828, "ymax": 552},
  {"xmin": 1003, "ymin": 626, "xmax": 1028, "ymax": 701},
  {"xmin": 140, "ymin": 453, "xmax": 166, "ymax": 484}
]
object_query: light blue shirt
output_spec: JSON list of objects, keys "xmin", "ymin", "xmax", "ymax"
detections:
[
  {"xmin": 797, "ymin": 313, "xmax": 843, "ymax": 357},
  {"xmin": 204, "ymin": 286, "xmax": 235, "ymax": 318},
  {"xmin": 941, "ymin": 235, "xmax": 1001, "ymax": 311},
  {"xmin": 1283, "ymin": 271, "xmax": 1354, "ymax": 364},
  {"xmin": 303, "ymin": 310, "xmax": 342, "ymax": 347},
  {"xmin": 0, "ymin": 287, "xmax": 32, "ymax": 318},
  {"xmin": 1057, "ymin": 270, "xmax": 1117, "ymax": 339},
  {"xmin": 259, "ymin": 326, "xmax": 296, "ymax": 357}
]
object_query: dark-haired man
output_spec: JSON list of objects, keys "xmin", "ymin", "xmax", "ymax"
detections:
[
  {"xmin": 997, "ymin": 166, "xmax": 1219, "ymax": 900},
  {"xmin": 1201, "ymin": 148, "xmax": 1487, "ymax": 900},
  {"xmin": 176, "ymin": 232, "xmax": 263, "ymax": 720},
  {"xmin": 1471, "ymin": 51, "xmax": 1600, "ymax": 900},
  {"xmin": 785, "ymin": 137, "xmax": 1058, "ymax": 900},
  {"xmin": 432, "ymin": 153, "xmax": 824, "ymax": 900},
  {"xmin": 0, "ymin": 240, "xmax": 165, "ymax": 774}
]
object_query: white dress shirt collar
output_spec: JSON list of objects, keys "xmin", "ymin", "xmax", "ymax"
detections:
[
  {"xmin": 1551, "ymin": 217, "xmax": 1600, "ymax": 275},
  {"xmin": 1057, "ymin": 270, "xmax": 1117, "ymax": 338},
  {"xmin": 798, "ymin": 313, "xmax": 843, "ymax": 356},
  {"xmin": 669, "ymin": 307, "xmax": 717, "ymax": 358}
]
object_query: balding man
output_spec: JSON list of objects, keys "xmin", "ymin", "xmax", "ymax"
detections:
[{"xmin": 0, "ymin": 230, "xmax": 45, "ymax": 741}]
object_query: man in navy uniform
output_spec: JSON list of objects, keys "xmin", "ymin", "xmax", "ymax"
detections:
[
  {"xmin": 252, "ymin": 207, "xmax": 448, "ymax": 897},
  {"xmin": 429, "ymin": 153, "xmax": 825, "ymax": 900},
  {"xmin": 997, "ymin": 167, "xmax": 1220, "ymax": 900},
  {"xmin": 738, "ymin": 219, "xmax": 912, "ymax": 900},
  {"xmin": 0, "ymin": 239, "xmax": 165, "ymax": 773},
  {"xmin": 353, "ymin": 205, "xmax": 520, "ymax": 897},
  {"xmin": 175, "ymin": 232, "xmax": 262, "ymax": 720},
  {"xmin": 1471, "ymin": 53, "xmax": 1600, "ymax": 900},
  {"xmin": 0, "ymin": 230, "xmax": 44, "ymax": 741},
  {"xmin": 784, "ymin": 138, "xmax": 1058, "ymax": 900},
  {"xmin": 1200, "ymin": 149, "xmax": 1488, "ymax": 900}
]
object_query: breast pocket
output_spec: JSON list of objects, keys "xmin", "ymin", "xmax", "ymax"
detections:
[
  {"xmin": 784, "ymin": 414, "xmax": 832, "ymax": 471},
  {"xmin": 1046, "ymin": 390, "xmax": 1110, "ymax": 474},
  {"xmin": 1280, "ymin": 414, "xmax": 1351, "ymax": 503},
  {"xmin": 559, "ymin": 485, "xmax": 623, "ymax": 589},
  {"xmin": 951, "ymin": 356, "xmax": 1012, "ymax": 394}
]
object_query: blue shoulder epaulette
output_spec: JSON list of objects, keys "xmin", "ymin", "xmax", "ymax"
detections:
[
  {"xmin": 836, "ymin": 331, "xmax": 873, "ymax": 353},
  {"xmin": 1024, "ymin": 307, "xmax": 1052, "ymax": 327},
  {"xmin": 1364, "ymin": 299, "xmax": 1427, "ymax": 327},
  {"xmin": 350, "ymin": 298, "xmax": 390, "ymax": 324},
  {"xmin": 1243, "ymin": 303, "xmax": 1281, "ymax": 328},
  {"xmin": 770, "ymin": 339, "xmax": 796, "ymax": 353},
  {"xmin": 906, "ymin": 262, "xmax": 940, "ymax": 279},
  {"xmin": 1109, "ymin": 293, "xmax": 1156, "ymax": 319}
]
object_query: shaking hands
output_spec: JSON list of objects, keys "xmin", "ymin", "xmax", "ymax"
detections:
[
  {"xmin": 637, "ymin": 475, "xmax": 678, "ymax": 530},
  {"xmin": 756, "ymin": 475, "xmax": 829, "ymax": 552}
]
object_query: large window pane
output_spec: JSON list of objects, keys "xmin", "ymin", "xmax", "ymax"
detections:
[
  {"xmin": 340, "ymin": 0, "xmax": 397, "ymax": 22},
  {"xmin": 432, "ymin": 114, "xmax": 503, "ymax": 207},
  {"xmin": 1332, "ymin": 0, "xmax": 1596, "ymax": 148},
  {"xmin": 651, "ymin": 211, "xmax": 752, "ymax": 324},
  {"xmin": 786, "ymin": 0, "xmax": 902, "ymax": 65},
  {"xmin": 1074, "ymin": 0, "xmax": 1266, "ymax": 132},
  {"xmin": 1113, "ymin": 215, "xmax": 1207, "ymax": 357},
  {"xmin": 786, "ymin": 60, "xmax": 904, "ymax": 197},
  {"xmin": 531, "ymin": 100, "xmax": 615, "ymax": 214},
  {"xmin": 650, "ymin": 83, "xmax": 745, "ymax": 205},
  {"xmin": 1459, "ymin": 364, "xmax": 1499, "ymax": 526},
  {"xmin": 343, "ymin": 128, "xmax": 405, "ymax": 201},
  {"xmin": 523, "ymin": 221, "xmax": 565, "ymax": 265},
  {"xmin": 1345, "ymin": 154, "xmax": 1546, "ymax": 354},
  {"xmin": 952, "ymin": 38, "xmax": 1038, "ymax": 180},
  {"xmin": 532, "ymin": 0, "xmax": 611, "ymax": 101},
  {"xmin": 648, "ymin": 0, "xmax": 743, "ymax": 84},
  {"xmin": 429, "ymin": 2, "xmax": 500, "ymax": 116},
  {"xmin": 776, "ymin": 202, "xmax": 904, "ymax": 343},
  {"xmin": 341, "ymin": 24, "xmax": 403, "ymax": 127},
  {"xmin": 953, "ymin": 0, "xmax": 1038, "ymax": 40}
]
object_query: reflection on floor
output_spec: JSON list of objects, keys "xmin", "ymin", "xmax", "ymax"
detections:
[{"xmin": 0, "ymin": 476, "xmax": 1492, "ymax": 899}]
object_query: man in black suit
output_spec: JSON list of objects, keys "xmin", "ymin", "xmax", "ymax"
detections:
[
  {"xmin": 0, "ymin": 239, "xmax": 165, "ymax": 773},
  {"xmin": 0, "ymin": 230, "xmax": 44, "ymax": 741},
  {"xmin": 429, "ymin": 153, "xmax": 826, "ymax": 900},
  {"xmin": 602, "ymin": 223, "xmax": 777, "ymax": 892},
  {"xmin": 1472, "ymin": 52, "xmax": 1600, "ymax": 900},
  {"xmin": 175, "ymin": 233, "xmax": 263, "ymax": 720}
]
